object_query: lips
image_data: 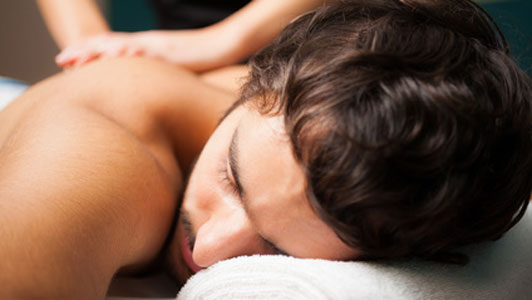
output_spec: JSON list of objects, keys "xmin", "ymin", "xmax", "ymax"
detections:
[{"xmin": 181, "ymin": 229, "xmax": 204, "ymax": 273}]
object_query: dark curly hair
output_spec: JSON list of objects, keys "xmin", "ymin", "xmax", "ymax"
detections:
[{"xmin": 238, "ymin": 0, "xmax": 532, "ymax": 264}]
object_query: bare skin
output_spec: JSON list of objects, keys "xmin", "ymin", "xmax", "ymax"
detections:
[
  {"xmin": 0, "ymin": 57, "xmax": 241, "ymax": 299},
  {"xmin": 0, "ymin": 57, "xmax": 358, "ymax": 299},
  {"xmin": 37, "ymin": 0, "xmax": 336, "ymax": 70}
]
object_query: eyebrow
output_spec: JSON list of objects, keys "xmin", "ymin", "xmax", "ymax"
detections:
[
  {"xmin": 228, "ymin": 126, "xmax": 291, "ymax": 257},
  {"xmin": 228, "ymin": 127, "xmax": 245, "ymax": 200},
  {"xmin": 217, "ymin": 99, "xmax": 244, "ymax": 125}
]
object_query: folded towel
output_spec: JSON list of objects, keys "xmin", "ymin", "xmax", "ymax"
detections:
[{"xmin": 177, "ymin": 208, "xmax": 532, "ymax": 300}]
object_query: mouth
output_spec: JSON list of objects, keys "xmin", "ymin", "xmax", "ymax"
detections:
[{"xmin": 181, "ymin": 221, "xmax": 204, "ymax": 273}]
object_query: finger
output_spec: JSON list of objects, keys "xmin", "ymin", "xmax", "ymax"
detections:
[
  {"xmin": 56, "ymin": 57, "xmax": 76, "ymax": 68},
  {"xmin": 73, "ymin": 51, "xmax": 101, "ymax": 67},
  {"xmin": 56, "ymin": 46, "xmax": 96, "ymax": 67},
  {"xmin": 124, "ymin": 46, "xmax": 144, "ymax": 56},
  {"xmin": 107, "ymin": 45, "xmax": 128, "ymax": 57},
  {"xmin": 102, "ymin": 41, "xmax": 132, "ymax": 57},
  {"xmin": 56, "ymin": 49, "xmax": 79, "ymax": 67}
]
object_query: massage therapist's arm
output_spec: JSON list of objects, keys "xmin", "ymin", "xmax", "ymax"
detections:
[
  {"xmin": 49, "ymin": 0, "xmax": 338, "ymax": 70},
  {"xmin": 37, "ymin": 0, "xmax": 109, "ymax": 49},
  {"xmin": 207, "ymin": 0, "xmax": 336, "ymax": 68},
  {"xmin": 0, "ymin": 57, "xmax": 236, "ymax": 299},
  {"xmin": 136, "ymin": 0, "xmax": 338, "ymax": 71}
]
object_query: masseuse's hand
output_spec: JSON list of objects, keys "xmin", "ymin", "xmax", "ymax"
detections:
[
  {"xmin": 55, "ymin": 32, "xmax": 140, "ymax": 68},
  {"xmin": 56, "ymin": 28, "xmax": 238, "ymax": 72}
]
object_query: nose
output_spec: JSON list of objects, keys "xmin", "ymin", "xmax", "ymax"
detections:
[{"xmin": 191, "ymin": 207, "xmax": 264, "ymax": 268}]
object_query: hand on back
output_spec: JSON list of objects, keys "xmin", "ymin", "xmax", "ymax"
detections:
[{"xmin": 56, "ymin": 28, "xmax": 235, "ymax": 72}]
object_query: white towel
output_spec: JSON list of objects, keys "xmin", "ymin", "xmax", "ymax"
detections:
[
  {"xmin": 177, "ymin": 208, "xmax": 532, "ymax": 300},
  {"xmin": 0, "ymin": 77, "xmax": 27, "ymax": 110}
]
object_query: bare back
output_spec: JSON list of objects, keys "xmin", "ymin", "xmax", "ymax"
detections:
[{"xmin": 0, "ymin": 57, "xmax": 238, "ymax": 299}]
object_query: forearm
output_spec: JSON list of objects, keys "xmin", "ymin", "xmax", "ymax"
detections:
[
  {"xmin": 130, "ymin": 0, "xmax": 334, "ymax": 71},
  {"xmin": 213, "ymin": 0, "xmax": 336, "ymax": 64},
  {"xmin": 37, "ymin": 0, "xmax": 110, "ymax": 49}
]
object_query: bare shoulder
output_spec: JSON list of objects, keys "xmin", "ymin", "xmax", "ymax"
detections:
[
  {"xmin": 32, "ymin": 57, "xmax": 236, "ymax": 169},
  {"xmin": 0, "ymin": 100, "xmax": 179, "ymax": 298},
  {"xmin": 0, "ymin": 57, "xmax": 241, "ymax": 297}
]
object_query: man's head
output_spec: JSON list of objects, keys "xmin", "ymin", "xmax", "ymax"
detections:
[{"xmin": 168, "ymin": 0, "xmax": 532, "ymax": 281}]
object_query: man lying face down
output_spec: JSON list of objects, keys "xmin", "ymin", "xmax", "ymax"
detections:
[
  {"xmin": 165, "ymin": 0, "xmax": 532, "ymax": 279},
  {"xmin": 0, "ymin": 0, "xmax": 531, "ymax": 299}
]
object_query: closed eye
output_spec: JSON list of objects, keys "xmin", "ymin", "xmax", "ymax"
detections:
[
  {"xmin": 265, "ymin": 239, "xmax": 290, "ymax": 256},
  {"xmin": 218, "ymin": 156, "xmax": 290, "ymax": 257},
  {"xmin": 222, "ymin": 125, "xmax": 293, "ymax": 258},
  {"xmin": 218, "ymin": 157, "xmax": 239, "ymax": 197}
]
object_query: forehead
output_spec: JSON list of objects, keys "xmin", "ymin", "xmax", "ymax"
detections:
[
  {"xmin": 236, "ymin": 106, "xmax": 357, "ymax": 259},
  {"xmin": 237, "ymin": 108, "xmax": 306, "ymax": 219}
]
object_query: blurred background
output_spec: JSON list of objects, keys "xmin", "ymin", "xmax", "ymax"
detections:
[{"xmin": 0, "ymin": 0, "xmax": 530, "ymax": 84}]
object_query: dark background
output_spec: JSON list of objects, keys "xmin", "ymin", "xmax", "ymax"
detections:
[{"xmin": 0, "ymin": 0, "xmax": 530, "ymax": 83}]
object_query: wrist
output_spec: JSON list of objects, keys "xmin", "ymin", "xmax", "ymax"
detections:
[{"xmin": 205, "ymin": 21, "xmax": 249, "ymax": 65}]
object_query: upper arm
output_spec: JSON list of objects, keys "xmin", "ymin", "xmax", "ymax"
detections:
[{"xmin": 0, "ymin": 107, "xmax": 176, "ymax": 298}]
